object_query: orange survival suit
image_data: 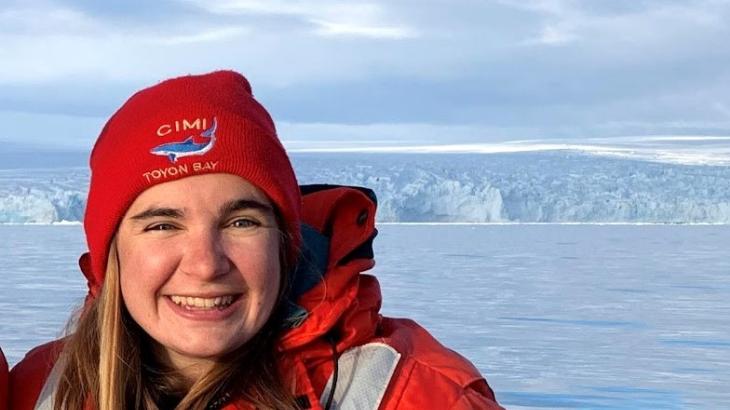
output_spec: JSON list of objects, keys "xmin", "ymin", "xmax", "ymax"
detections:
[{"xmin": 10, "ymin": 185, "xmax": 503, "ymax": 409}]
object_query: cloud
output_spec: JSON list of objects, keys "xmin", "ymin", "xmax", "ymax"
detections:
[
  {"xmin": 2, "ymin": 0, "xmax": 730, "ymax": 142},
  {"xmin": 0, "ymin": 6, "xmax": 94, "ymax": 35},
  {"xmin": 181, "ymin": 0, "xmax": 418, "ymax": 39},
  {"xmin": 0, "ymin": 2, "xmax": 423, "ymax": 88},
  {"xmin": 147, "ymin": 27, "xmax": 251, "ymax": 45},
  {"xmin": 523, "ymin": 24, "xmax": 576, "ymax": 45},
  {"xmin": 310, "ymin": 19, "xmax": 417, "ymax": 39},
  {"xmin": 0, "ymin": 5, "xmax": 255, "ymax": 84},
  {"xmin": 182, "ymin": 0, "xmax": 376, "ymax": 17},
  {"xmin": 504, "ymin": 0, "xmax": 728, "ymax": 52}
]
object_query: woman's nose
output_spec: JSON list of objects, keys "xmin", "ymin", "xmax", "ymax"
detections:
[{"xmin": 179, "ymin": 229, "xmax": 231, "ymax": 279}]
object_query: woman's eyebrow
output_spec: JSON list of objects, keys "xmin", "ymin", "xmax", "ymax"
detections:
[
  {"xmin": 129, "ymin": 207, "xmax": 183, "ymax": 220},
  {"xmin": 220, "ymin": 198, "xmax": 273, "ymax": 216}
]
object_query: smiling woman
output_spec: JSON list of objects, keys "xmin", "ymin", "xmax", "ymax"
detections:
[
  {"xmin": 117, "ymin": 174, "xmax": 283, "ymax": 385},
  {"xmin": 7, "ymin": 71, "xmax": 503, "ymax": 410}
]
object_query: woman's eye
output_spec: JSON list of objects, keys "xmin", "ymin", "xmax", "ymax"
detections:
[
  {"xmin": 145, "ymin": 223, "xmax": 177, "ymax": 231},
  {"xmin": 230, "ymin": 218, "xmax": 259, "ymax": 228}
]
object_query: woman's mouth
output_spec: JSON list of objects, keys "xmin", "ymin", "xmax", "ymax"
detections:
[{"xmin": 168, "ymin": 294, "xmax": 239, "ymax": 310}]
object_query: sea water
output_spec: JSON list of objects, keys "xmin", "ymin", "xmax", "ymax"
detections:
[{"xmin": 0, "ymin": 224, "xmax": 728, "ymax": 409}]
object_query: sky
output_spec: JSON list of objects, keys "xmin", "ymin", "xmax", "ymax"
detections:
[{"xmin": 2, "ymin": 0, "xmax": 730, "ymax": 152}]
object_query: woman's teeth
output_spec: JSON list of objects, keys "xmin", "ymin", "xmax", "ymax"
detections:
[{"xmin": 169, "ymin": 295, "xmax": 235, "ymax": 309}]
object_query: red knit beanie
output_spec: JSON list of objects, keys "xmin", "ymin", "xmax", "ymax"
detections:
[{"xmin": 80, "ymin": 70, "xmax": 301, "ymax": 299}]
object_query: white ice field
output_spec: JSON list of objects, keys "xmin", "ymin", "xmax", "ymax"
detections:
[{"xmin": 1, "ymin": 147, "xmax": 729, "ymax": 408}]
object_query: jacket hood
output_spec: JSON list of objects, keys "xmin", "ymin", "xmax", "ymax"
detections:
[{"xmin": 277, "ymin": 185, "xmax": 381, "ymax": 355}]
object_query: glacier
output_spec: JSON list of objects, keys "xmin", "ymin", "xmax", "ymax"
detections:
[
  {"xmin": 0, "ymin": 167, "xmax": 88, "ymax": 224},
  {"xmin": 2, "ymin": 151, "xmax": 730, "ymax": 224}
]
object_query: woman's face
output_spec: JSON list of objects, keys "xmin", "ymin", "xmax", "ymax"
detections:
[{"xmin": 116, "ymin": 173, "xmax": 281, "ymax": 369}]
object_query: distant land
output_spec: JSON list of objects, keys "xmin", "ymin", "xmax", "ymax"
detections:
[{"xmin": 0, "ymin": 141, "xmax": 87, "ymax": 169}]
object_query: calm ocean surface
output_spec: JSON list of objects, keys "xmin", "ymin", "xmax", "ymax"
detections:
[{"xmin": 1, "ymin": 225, "xmax": 728, "ymax": 409}]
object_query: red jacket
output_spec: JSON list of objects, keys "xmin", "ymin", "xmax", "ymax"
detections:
[
  {"xmin": 10, "ymin": 186, "xmax": 502, "ymax": 409},
  {"xmin": 1, "ymin": 347, "xmax": 8, "ymax": 410}
]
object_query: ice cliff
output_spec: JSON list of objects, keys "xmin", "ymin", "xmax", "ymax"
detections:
[{"xmin": 2, "ymin": 152, "xmax": 730, "ymax": 224}]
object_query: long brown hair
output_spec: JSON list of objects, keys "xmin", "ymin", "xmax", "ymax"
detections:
[{"xmin": 54, "ymin": 227, "xmax": 298, "ymax": 410}]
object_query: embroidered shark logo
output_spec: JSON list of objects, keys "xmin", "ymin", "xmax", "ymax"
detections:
[{"xmin": 150, "ymin": 117, "xmax": 217, "ymax": 163}]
